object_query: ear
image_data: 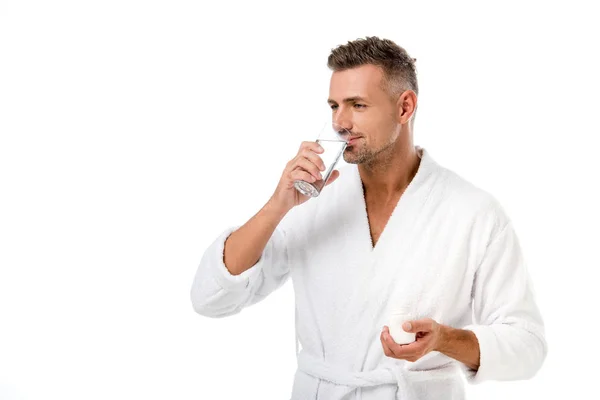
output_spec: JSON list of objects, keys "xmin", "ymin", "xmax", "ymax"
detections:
[{"xmin": 396, "ymin": 89, "xmax": 417, "ymax": 124}]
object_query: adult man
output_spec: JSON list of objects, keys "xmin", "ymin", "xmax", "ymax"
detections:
[{"xmin": 191, "ymin": 36, "xmax": 547, "ymax": 399}]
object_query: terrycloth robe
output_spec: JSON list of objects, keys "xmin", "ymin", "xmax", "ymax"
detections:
[{"xmin": 190, "ymin": 147, "xmax": 547, "ymax": 399}]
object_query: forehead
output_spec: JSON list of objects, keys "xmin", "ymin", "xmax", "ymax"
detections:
[{"xmin": 329, "ymin": 64, "xmax": 386, "ymax": 101}]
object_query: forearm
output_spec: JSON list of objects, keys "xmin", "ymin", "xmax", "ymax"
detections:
[
  {"xmin": 435, "ymin": 325, "xmax": 481, "ymax": 371},
  {"xmin": 223, "ymin": 200, "xmax": 289, "ymax": 275}
]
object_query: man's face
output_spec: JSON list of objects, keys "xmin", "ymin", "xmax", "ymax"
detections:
[{"xmin": 328, "ymin": 64, "xmax": 400, "ymax": 165}]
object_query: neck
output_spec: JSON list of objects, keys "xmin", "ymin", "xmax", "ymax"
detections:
[{"xmin": 358, "ymin": 141, "xmax": 421, "ymax": 201}]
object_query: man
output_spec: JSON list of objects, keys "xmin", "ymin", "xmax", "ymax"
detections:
[{"xmin": 190, "ymin": 36, "xmax": 547, "ymax": 399}]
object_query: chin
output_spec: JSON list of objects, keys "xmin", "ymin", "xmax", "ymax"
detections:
[
  {"xmin": 343, "ymin": 145, "xmax": 368, "ymax": 165},
  {"xmin": 342, "ymin": 153, "xmax": 360, "ymax": 165}
]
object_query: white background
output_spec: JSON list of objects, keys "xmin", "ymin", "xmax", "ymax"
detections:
[{"xmin": 1, "ymin": 0, "xmax": 598, "ymax": 399}]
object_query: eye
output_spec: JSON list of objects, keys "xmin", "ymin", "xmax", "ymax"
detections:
[
  {"xmin": 354, "ymin": 104, "xmax": 366, "ymax": 109},
  {"xmin": 330, "ymin": 105, "xmax": 338, "ymax": 110}
]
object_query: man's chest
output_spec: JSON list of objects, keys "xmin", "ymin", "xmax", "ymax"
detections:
[{"xmin": 365, "ymin": 198, "xmax": 400, "ymax": 248}]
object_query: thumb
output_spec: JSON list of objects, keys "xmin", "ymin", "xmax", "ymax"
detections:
[
  {"xmin": 324, "ymin": 169, "xmax": 340, "ymax": 186},
  {"xmin": 402, "ymin": 318, "xmax": 433, "ymax": 333}
]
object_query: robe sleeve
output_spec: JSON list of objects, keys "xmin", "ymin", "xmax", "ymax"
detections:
[
  {"xmin": 461, "ymin": 215, "xmax": 548, "ymax": 384},
  {"xmin": 190, "ymin": 224, "xmax": 290, "ymax": 318}
]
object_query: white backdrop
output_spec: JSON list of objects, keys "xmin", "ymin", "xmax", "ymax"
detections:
[{"xmin": 1, "ymin": 0, "xmax": 598, "ymax": 399}]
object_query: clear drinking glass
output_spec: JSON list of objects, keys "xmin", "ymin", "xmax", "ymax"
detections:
[{"xmin": 293, "ymin": 122, "xmax": 350, "ymax": 198}]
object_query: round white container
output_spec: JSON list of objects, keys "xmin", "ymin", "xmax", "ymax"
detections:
[{"xmin": 388, "ymin": 306, "xmax": 416, "ymax": 345}]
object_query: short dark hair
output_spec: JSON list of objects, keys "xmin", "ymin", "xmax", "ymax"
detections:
[{"xmin": 327, "ymin": 36, "xmax": 418, "ymax": 102}]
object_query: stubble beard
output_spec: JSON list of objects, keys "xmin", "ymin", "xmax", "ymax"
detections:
[{"xmin": 343, "ymin": 140, "xmax": 396, "ymax": 169}]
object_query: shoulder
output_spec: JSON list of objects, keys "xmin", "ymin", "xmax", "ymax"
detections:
[{"xmin": 434, "ymin": 164, "xmax": 511, "ymax": 234}]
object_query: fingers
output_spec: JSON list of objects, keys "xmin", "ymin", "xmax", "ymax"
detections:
[
  {"xmin": 290, "ymin": 169, "xmax": 316, "ymax": 184},
  {"xmin": 299, "ymin": 146, "xmax": 327, "ymax": 173},
  {"xmin": 286, "ymin": 141, "xmax": 341, "ymax": 188},
  {"xmin": 380, "ymin": 327, "xmax": 395, "ymax": 358},
  {"xmin": 285, "ymin": 142, "xmax": 325, "ymax": 181},
  {"xmin": 299, "ymin": 140, "xmax": 323, "ymax": 155},
  {"xmin": 380, "ymin": 326, "xmax": 422, "ymax": 361},
  {"xmin": 381, "ymin": 330, "xmax": 398, "ymax": 357},
  {"xmin": 381, "ymin": 326, "xmax": 405, "ymax": 358},
  {"xmin": 294, "ymin": 157, "xmax": 323, "ymax": 181}
]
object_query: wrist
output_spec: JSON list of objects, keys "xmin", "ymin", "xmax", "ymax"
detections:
[
  {"xmin": 434, "ymin": 324, "xmax": 451, "ymax": 352},
  {"xmin": 265, "ymin": 198, "xmax": 291, "ymax": 218}
]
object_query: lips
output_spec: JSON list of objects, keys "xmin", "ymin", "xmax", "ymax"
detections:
[{"xmin": 347, "ymin": 137, "xmax": 362, "ymax": 145}]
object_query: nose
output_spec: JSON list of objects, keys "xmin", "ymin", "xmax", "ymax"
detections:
[{"xmin": 333, "ymin": 116, "xmax": 353, "ymax": 134}]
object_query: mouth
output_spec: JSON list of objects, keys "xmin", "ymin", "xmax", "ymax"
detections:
[{"xmin": 347, "ymin": 137, "xmax": 362, "ymax": 145}]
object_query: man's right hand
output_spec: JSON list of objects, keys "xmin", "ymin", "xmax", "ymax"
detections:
[{"xmin": 268, "ymin": 141, "xmax": 341, "ymax": 212}]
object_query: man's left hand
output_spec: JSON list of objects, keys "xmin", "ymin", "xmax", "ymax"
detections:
[{"xmin": 380, "ymin": 318, "xmax": 445, "ymax": 362}]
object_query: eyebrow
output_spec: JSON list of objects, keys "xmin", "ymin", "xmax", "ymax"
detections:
[{"xmin": 327, "ymin": 96, "xmax": 368, "ymax": 105}]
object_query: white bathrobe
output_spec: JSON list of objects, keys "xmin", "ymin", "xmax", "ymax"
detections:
[{"xmin": 190, "ymin": 147, "xmax": 547, "ymax": 400}]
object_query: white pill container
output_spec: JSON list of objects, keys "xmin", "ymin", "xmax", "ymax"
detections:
[{"xmin": 388, "ymin": 306, "xmax": 416, "ymax": 345}]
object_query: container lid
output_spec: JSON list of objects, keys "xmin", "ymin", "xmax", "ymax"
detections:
[{"xmin": 390, "ymin": 305, "xmax": 412, "ymax": 315}]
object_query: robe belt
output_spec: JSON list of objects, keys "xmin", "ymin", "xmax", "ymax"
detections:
[{"xmin": 297, "ymin": 350, "xmax": 459, "ymax": 400}]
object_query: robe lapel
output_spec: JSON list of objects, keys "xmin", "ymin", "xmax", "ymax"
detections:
[{"xmin": 339, "ymin": 148, "xmax": 444, "ymax": 369}]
